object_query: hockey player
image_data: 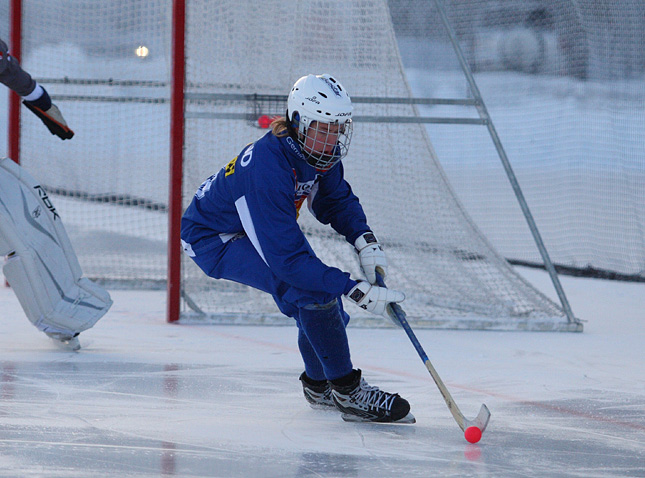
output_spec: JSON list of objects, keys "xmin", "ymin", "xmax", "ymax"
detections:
[
  {"xmin": 181, "ymin": 74, "xmax": 414, "ymax": 423},
  {"xmin": 1, "ymin": 38, "xmax": 112, "ymax": 349}
]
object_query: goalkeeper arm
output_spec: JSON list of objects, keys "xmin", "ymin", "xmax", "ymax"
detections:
[{"xmin": 0, "ymin": 38, "xmax": 74, "ymax": 140}]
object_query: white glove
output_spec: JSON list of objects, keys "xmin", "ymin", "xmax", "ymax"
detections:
[
  {"xmin": 345, "ymin": 281, "xmax": 405, "ymax": 316},
  {"xmin": 354, "ymin": 232, "xmax": 387, "ymax": 284}
]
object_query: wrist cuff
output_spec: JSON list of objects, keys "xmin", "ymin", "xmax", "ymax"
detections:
[
  {"xmin": 354, "ymin": 231, "xmax": 378, "ymax": 252},
  {"xmin": 23, "ymin": 84, "xmax": 51, "ymax": 111},
  {"xmin": 343, "ymin": 278, "xmax": 358, "ymax": 295}
]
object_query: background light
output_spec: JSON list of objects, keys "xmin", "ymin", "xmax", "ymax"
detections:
[{"xmin": 135, "ymin": 45, "xmax": 149, "ymax": 58}]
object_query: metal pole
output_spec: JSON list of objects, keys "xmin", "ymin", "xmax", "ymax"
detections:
[
  {"xmin": 432, "ymin": 0, "xmax": 579, "ymax": 325},
  {"xmin": 8, "ymin": 0, "xmax": 22, "ymax": 163},
  {"xmin": 167, "ymin": 0, "xmax": 186, "ymax": 323}
]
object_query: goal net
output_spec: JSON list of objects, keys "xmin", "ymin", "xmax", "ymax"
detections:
[
  {"xmin": 3, "ymin": 0, "xmax": 585, "ymax": 330},
  {"xmin": 178, "ymin": 0, "xmax": 573, "ymax": 330}
]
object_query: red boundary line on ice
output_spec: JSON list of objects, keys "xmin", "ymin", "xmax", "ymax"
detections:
[
  {"xmin": 198, "ymin": 328, "xmax": 645, "ymax": 433},
  {"xmin": 368, "ymin": 364, "xmax": 645, "ymax": 433}
]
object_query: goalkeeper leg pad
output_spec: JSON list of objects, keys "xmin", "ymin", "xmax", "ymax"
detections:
[{"xmin": 0, "ymin": 158, "xmax": 112, "ymax": 338}]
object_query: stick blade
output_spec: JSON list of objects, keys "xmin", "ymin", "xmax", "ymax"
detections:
[{"xmin": 464, "ymin": 404, "xmax": 491, "ymax": 433}]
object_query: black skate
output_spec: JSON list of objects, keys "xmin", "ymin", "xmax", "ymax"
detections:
[
  {"xmin": 330, "ymin": 369, "xmax": 415, "ymax": 423},
  {"xmin": 299, "ymin": 372, "xmax": 335, "ymax": 409}
]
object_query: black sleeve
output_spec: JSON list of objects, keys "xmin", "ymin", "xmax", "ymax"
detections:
[{"xmin": 0, "ymin": 38, "xmax": 37, "ymax": 97}]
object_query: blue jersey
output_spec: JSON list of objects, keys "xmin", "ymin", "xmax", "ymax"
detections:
[{"xmin": 181, "ymin": 131, "xmax": 370, "ymax": 297}]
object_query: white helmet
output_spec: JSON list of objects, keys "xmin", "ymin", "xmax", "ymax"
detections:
[{"xmin": 287, "ymin": 74, "xmax": 353, "ymax": 170}]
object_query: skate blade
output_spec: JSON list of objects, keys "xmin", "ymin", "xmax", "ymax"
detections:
[
  {"xmin": 51, "ymin": 336, "xmax": 81, "ymax": 351},
  {"xmin": 308, "ymin": 403, "xmax": 338, "ymax": 411},
  {"xmin": 341, "ymin": 412, "xmax": 416, "ymax": 424}
]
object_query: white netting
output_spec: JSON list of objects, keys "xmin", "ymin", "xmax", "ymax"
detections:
[
  {"xmin": 5, "ymin": 0, "xmax": 172, "ymax": 285},
  {"xmin": 390, "ymin": 0, "xmax": 645, "ymax": 279}
]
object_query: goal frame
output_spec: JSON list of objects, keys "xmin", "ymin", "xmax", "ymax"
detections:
[
  {"xmin": 164, "ymin": 0, "xmax": 578, "ymax": 327},
  {"xmin": 167, "ymin": 0, "xmax": 186, "ymax": 324}
]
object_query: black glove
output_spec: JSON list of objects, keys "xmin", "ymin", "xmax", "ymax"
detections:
[
  {"xmin": 23, "ymin": 87, "xmax": 74, "ymax": 140},
  {"xmin": 23, "ymin": 100, "xmax": 74, "ymax": 140}
]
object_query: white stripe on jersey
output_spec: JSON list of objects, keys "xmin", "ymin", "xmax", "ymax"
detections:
[
  {"xmin": 234, "ymin": 196, "xmax": 268, "ymax": 266},
  {"xmin": 181, "ymin": 239, "xmax": 196, "ymax": 257},
  {"xmin": 306, "ymin": 182, "xmax": 319, "ymax": 219}
]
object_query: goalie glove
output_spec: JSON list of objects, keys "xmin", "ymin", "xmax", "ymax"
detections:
[
  {"xmin": 23, "ymin": 87, "xmax": 74, "ymax": 140},
  {"xmin": 345, "ymin": 281, "xmax": 405, "ymax": 316},
  {"xmin": 24, "ymin": 101, "xmax": 74, "ymax": 140},
  {"xmin": 354, "ymin": 232, "xmax": 387, "ymax": 284}
]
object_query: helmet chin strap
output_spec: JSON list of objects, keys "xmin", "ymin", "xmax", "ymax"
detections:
[
  {"xmin": 305, "ymin": 152, "xmax": 337, "ymax": 170},
  {"xmin": 286, "ymin": 109, "xmax": 300, "ymax": 140}
]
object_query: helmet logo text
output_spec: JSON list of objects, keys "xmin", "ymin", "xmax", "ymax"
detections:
[
  {"xmin": 33, "ymin": 185, "xmax": 60, "ymax": 220},
  {"xmin": 322, "ymin": 78, "xmax": 342, "ymax": 97}
]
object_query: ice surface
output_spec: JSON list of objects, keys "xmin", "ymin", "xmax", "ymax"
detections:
[{"xmin": 0, "ymin": 268, "xmax": 643, "ymax": 477}]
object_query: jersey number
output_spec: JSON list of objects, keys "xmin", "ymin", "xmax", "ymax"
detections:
[{"xmin": 240, "ymin": 144, "xmax": 254, "ymax": 167}]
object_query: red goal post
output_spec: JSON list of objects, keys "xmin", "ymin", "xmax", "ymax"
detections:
[{"xmin": 167, "ymin": 0, "xmax": 186, "ymax": 323}]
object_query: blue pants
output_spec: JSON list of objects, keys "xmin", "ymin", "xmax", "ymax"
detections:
[{"xmin": 190, "ymin": 234, "xmax": 353, "ymax": 381}]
